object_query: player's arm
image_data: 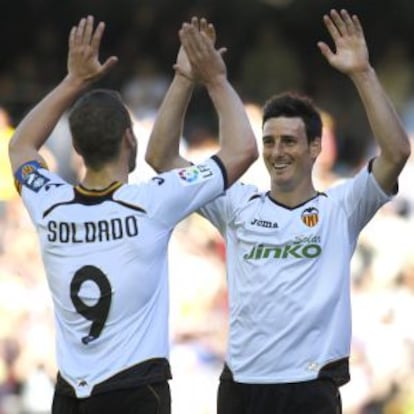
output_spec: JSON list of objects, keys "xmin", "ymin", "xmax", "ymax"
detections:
[
  {"xmin": 318, "ymin": 9, "xmax": 411, "ymax": 194},
  {"xmin": 146, "ymin": 18, "xmax": 219, "ymax": 173},
  {"xmin": 8, "ymin": 16, "xmax": 118, "ymax": 174},
  {"xmin": 144, "ymin": 54, "xmax": 194, "ymax": 172},
  {"xmin": 146, "ymin": 18, "xmax": 258, "ymax": 187}
]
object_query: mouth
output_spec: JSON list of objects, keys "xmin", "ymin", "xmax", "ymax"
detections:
[{"xmin": 272, "ymin": 162, "xmax": 290, "ymax": 172}]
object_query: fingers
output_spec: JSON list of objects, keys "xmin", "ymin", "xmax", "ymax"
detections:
[
  {"xmin": 82, "ymin": 15, "xmax": 95, "ymax": 45},
  {"xmin": 205, "ymin": 21, "xmax": 216, "ymax": 44},
  {"xmin": 183, "ymin": 17, "xmax": 203, "ymax": 57},
  {"xmin": 323, "ymin": 9, "xmax": 360, "ymax": 39},
  {"xmin": 191, "ymin": 16, "xmax": 199, "ymax": 30},
  {"xmin": 179, "ymin": 16, "xmax": 218, "ymax": 56},
  {"xmin": 186, "ymin": 16, "xmax": 217, "ymax": 44},
  {"xmin": 179, "ymin": 23, "xmax": 208, "ymax": 61},
  {"xmin": 73, "ymin": 17, "xmax": 87, "ymax": 46},
  {"xmin": 101, "ymin": 56, "xmax": 119, "ymax": 75},
  {"xmin": 68, "ymin": 15, "xmax": 117, "ymax": 82},
  {"xmin": 319, "ymin": 9, "xmax": 369, "ymax": 74},
  {"xmin": 91, "ymin": 21, "xmax": 106, "ymax": 53},
  {"xmin": 317, "ymin": 41, "xmax": 333, "ymax": 62},
  {"xmin": 200, "ymin": 18, "xmax": 216, "ymax": 44},
  {"xmin": 72, "ymin": 15, "xmax": 103, "ymax": 48},
  {"xmin": 340, "ymin": 9, "xmax": 355, "ymax": 35},
  {"xmin": 179, "ymin": 24, "xmax": 192, "ymax": 56},
  {"xmin": 351, "ymin": 14, "xmax": 365, "ymax": 38},
  {"xmin": 200, "ymin": 17, "xmax": 207, "ymax": 34},
  {"xmin": 178, "ymin": 16, "xmax": 226, "ymax": 84},
  {"xmin": 69, "ymin": 26, "xmax": 76, "ymax": 50},
  {"xmin": 218, "ymin": 47, "xmax": 227, "ymax": 56},
  {"xmin": 329, "ymin": 9, "xmax": 348, "ymax": 37}
]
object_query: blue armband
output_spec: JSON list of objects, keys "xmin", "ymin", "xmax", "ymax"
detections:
[{"xmin": 15, "ymin": 160, "xmax": 49, "ymax": 193}]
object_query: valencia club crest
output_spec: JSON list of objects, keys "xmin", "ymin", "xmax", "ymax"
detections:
[{"xmin": 301, "ymin": 207, "xmax": 319, "ymax": 227}]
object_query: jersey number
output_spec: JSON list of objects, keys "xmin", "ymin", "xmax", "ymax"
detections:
[{"xmin": 70, "ymin": 265, "xmax": 112, "ymax": 345}]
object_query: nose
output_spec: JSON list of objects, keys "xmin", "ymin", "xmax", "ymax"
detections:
[{"xmin": 272, "ymin": 139, "xmax": 285, "ymax": 157}]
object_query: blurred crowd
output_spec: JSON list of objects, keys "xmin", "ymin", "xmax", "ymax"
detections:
[
  {"xmin": 2, "ymin": 1, "xmax": 414, "ymax": 413},
  {"xmin": 3, "ymin": 0, "xmax": 414, "ymax": 160}
]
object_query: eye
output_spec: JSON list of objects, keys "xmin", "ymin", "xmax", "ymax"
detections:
[
  {"xmin": 262, "ymin": 137, "xmax": 273, "ymax": 146},
  {"xmin": 283, "ymin": 137, "xmax": 296, "ymax": 145}
]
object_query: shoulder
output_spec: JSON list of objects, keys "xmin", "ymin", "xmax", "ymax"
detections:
[
  {"xmin": 226, "ymin": 181, "xmax": 262, "ymax": 203},
  {"xmin": 325, "ymin": 165, "xmax": 379, "ymax": 198},
  {"xmin": 14, "ymin": 160, "xmax": 67, "ymax": 194}
]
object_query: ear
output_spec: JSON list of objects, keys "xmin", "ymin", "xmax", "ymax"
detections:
[
  {"xmin": 310, "ymin": 136, "xmax": 322, "ymax": 160},
  {"xmin": 124, "ymin": 127, "xmax": 136, "ymax": 148},
  {"xmin": 72, "ymin": 139, "xmax": 81, "ymax": 155}
]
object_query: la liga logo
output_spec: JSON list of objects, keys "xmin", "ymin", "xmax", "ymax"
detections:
[{"xmin": 178, "ymin": 166, "xmax": 199, "ymax": 183}]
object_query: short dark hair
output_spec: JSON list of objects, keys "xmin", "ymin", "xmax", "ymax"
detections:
[
  {"xmin": 262, "ymin": 92, "xmax": 322, "ymax": 143},
  {"xmin": 69, "ymin": 89, "xmax": 132, "ymax": 170}
]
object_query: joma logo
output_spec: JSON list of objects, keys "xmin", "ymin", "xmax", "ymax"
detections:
[{"xmin": 250, "ymin": 218, "xmax": 278, "ymax": 228}]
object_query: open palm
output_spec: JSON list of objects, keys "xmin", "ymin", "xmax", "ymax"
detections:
[
  {"xmin": 175, "ymin": 17, "xmax": 218, "ymax": 81},
  {"xmin": 67, "ymin": 16, "xmax": 118, "ymax": 84},
  {"xmin": 318, "ymin": 9, "xmax": 370, "ymax": 75}
]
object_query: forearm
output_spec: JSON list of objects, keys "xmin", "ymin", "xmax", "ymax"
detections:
[
  {"xmin": 9, "ymin": 75, "xmax": 87, "ymax": 171},
  {"xmin": 351, "ymin": 67, "xmax": 410, "ymax": 163},
  {"xmin": 146, "ymin": 74, "xmax": 194, "ymax": 172},
  {"xmin": 206, "ymin": 77, "xmax": 258, "ymax": 184}
]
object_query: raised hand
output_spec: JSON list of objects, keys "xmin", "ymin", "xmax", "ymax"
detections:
[
  {"xmin": 317, "ymin": 9, "xmax": 370, "ymax": 76},
  {"xmin": 174, "ymin": 17, "xmax": 222, "ymax": 82},
  {"xmin": 178, "ymin": 18, "xmax": 227, "ymax": 86},
  {"xmin": 67, "ymin": 15, "xmax": 118, "ymax": 85}
]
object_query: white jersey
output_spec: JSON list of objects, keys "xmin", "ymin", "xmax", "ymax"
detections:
[
  {"xmin": 199, "ymin": 165, "xmax": 392, "ymax": 385},
  {"xmin": 16, "ymin": 157, "xmax": 226, "ymax": 398}
]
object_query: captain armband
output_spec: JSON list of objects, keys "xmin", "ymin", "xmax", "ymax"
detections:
[{"xmin": 14, "ymin": 160, "xmax": 49, "ymax": 194}]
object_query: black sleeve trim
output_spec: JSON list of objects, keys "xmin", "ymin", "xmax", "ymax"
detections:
[
  {"xmin": 367, "ymin": 158, "xmax": 375, "ymax": 172},
  {"xmin": 211, "ymin": 155, "xmax": 228, "ymax": 191}
]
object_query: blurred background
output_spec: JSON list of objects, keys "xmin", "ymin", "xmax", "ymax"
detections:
[{"xmin": 1, "ymin": 0, "xmax": 414, "ymax": 413}]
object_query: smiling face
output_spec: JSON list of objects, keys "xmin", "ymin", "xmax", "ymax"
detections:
[{"xmin": 262, "ymin": 116, "xmax": 321, "ymax": 194}]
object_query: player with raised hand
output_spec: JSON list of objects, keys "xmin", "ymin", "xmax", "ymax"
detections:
[
  {"xmin": 9, "ymin": 15, "xmax": 257, "ymax": 414},
  {"xmin": 146, "ymin": 9, "xmax": 410, "ymax": 413}
]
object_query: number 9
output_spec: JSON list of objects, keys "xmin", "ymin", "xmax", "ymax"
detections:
[{"xmin": 70, "ymin": 265, "xmax": 112, "ymax": 345}]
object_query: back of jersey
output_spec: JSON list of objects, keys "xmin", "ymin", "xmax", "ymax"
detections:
[
  {"xmin": 33, "ymin": 177, "xmax": 170, "ymax": 397},
  {"xmin": 16, "ymin": 157, "xmax": 226, "ymax": 397}
]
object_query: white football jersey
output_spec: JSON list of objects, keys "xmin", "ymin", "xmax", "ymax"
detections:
[
  {"xmin": 199, "ymin": 165, "xmax": 392, "ymax": 385},
  {"xmin": 16, "ymin": 157, "xmax": 226, "ymax": 398}
]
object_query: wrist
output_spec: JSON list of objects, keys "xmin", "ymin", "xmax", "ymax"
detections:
[
  {"xmin": 62, "ymin": 74, "xmax": 91, "ymax": 93},
  {"xmin": 204, "ymin": 74, "xmax": 228, "ymax": 90},
  {"xmin": 174, "ymin": 70, "xmax": 195, "ymax": 87},
  {"xmin": 349, "ymin": 65, "xmax": 376, "ymax": 84}
]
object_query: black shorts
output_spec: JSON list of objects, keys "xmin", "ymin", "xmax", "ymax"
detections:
[
  {"xmin": 217, "ymin": 375, "xmax": 342, "ymax": 414},
  {"xmin": 52, "ymin": 381, "xmax": 171, "ymax": 414}
]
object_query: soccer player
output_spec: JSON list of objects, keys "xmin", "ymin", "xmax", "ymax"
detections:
[
  {"xmin": 8, "ymin": 16, "xmax": 257, "ymax": 414},
  {"xmin": 145, "ymin": 9, "xmax": 411, "ymax": 413}
]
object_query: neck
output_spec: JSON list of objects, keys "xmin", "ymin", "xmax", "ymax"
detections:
[
  {"xmin": 81, "ymin": 165, "xmax": 128, "ymax": 189},
  {"xmin": 269, "ymin": 182, "xmax": 317, "ymax": 207}
]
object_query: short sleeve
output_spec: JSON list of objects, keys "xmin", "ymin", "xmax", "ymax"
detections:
[
  {"xmin": 15, "ymin": 160, "xmax": 69, "ymax": 224},
  {"xmin": 327, "ymin": 165, "xmax": 392, "ymax": 240},
  {"xmin": 142, "ymin": 157, "xmax": 227, "ymax": 228},
  {"xmin": 199, "ymin": 182, "xmax": 259, "ymax": 235}
]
